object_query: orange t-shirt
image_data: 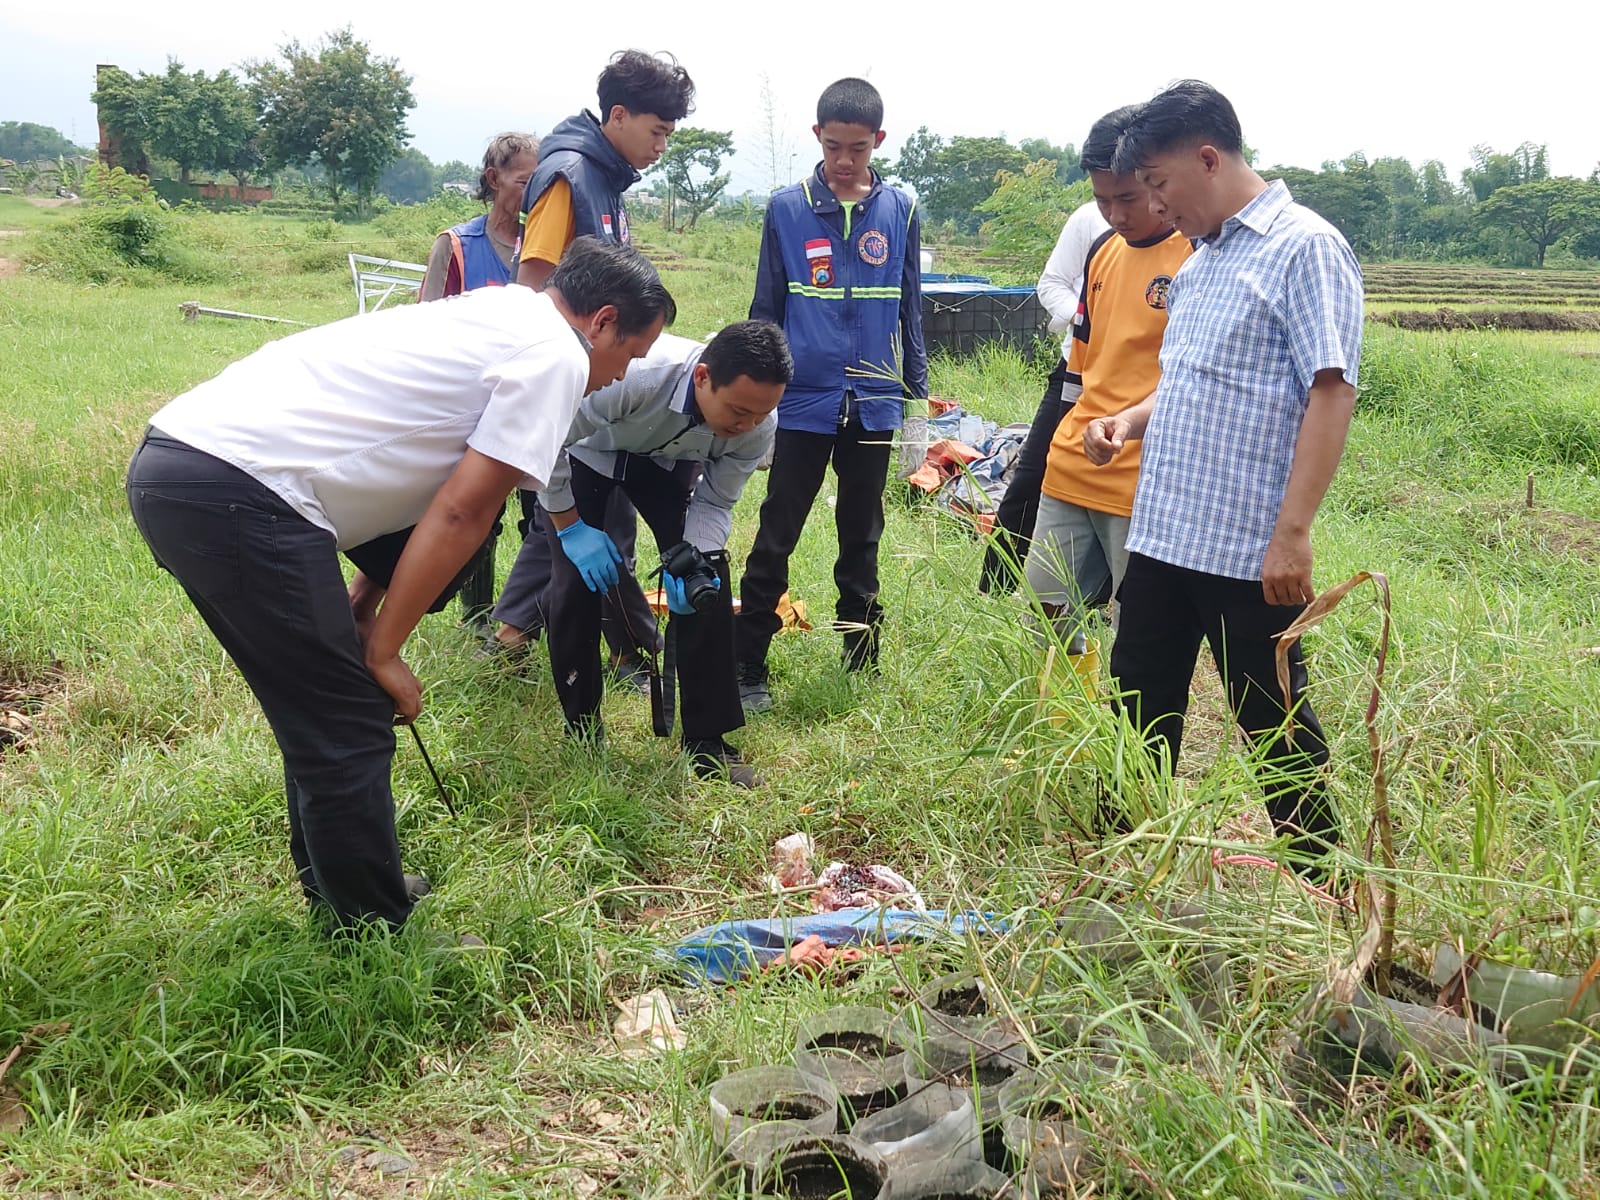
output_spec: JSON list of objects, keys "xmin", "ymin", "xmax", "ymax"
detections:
[
  {"xmin": 1041, "ymin": 228, "xmax": 1193, "ymax": 517},
  {"xmin": 516, "ymin": 177, "xmax": 577, "ymax": 269}
]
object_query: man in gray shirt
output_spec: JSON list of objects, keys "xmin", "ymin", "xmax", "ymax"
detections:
[{"xmin": 538, "ymin": 321, "xmax": 791, "ymax": 787}]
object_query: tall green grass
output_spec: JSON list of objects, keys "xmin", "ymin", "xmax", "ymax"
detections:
[{"xmin": 2, "ymin": 213, "xmax": 1598, "ymax": 1196}]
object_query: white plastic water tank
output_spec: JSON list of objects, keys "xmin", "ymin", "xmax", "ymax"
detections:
[{"xmin": 919, "ymin": 249, "xmax": 934, "ymax": 274}]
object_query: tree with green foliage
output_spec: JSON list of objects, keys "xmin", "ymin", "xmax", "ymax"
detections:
[
  {"xmin": 0, "ymin": 122, "xmax": 84, "ymax": 163},
  {"xmin": 1017, "ymin": 137, "xmax": 1084, "ymax": 186},
  {"xmin": 1462, "ymin": 142, "xmax": 1548, "ymax": 202},
  {"xmin": 436, "ymin": 159, "xmax": 475, "ymax": 189},
  {"xmin": 378, "ymin": 146, "xmax": 438, "ymax": 204},
  {"xmin": 977, "ymin": 161, "xmax": 1090, "ymax": 269},
  {"xmin": 157, "ymin": 63, "xmax": 257, "ymax": 186},
  {"xmin": 1269, "ymin": 161, "xmax": 1390, "ymax": 256},
  {"xmin": 90, "ymin": 67, "xmax": 156, "ymax": 174},
  {"xmin": 892, "ymin": 127, "xmax": 945, "ymax": 201},
  {"xmin": 649, "ymin": 127, "xmax": 733, "ymax": 230},
  {"xmin": 247, "ymin": 28, "xmax": 415, "ymax": 216},
  {"xmin": 1474, "ymin": 177, "xmax": 1600, "ymax": 266},
  {"xmin": 1418, "ymin": 159, "xmax": 1460, "ymax": 207},
  {"xmin": 92, "ymin": 62, "xmax": 258, "ymax": 186},
  {"xmin": 897, "ymin": 133, "xmax": 1029, "ymax": 233}
]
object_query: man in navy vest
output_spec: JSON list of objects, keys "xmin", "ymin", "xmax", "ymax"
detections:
[
  {"xmin": 735, "ymin": 77, "xmax": 927, "ymax": 713},
  {"xmin": 489, "ymin": 50, "xmax": 696, "ymax": 688}
]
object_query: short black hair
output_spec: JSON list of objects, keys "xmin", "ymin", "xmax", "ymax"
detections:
[
  {"xmin": 1080, "ymin": 103, "xmax": 1144, "ymax": 174},
  {"xmin": 1112, "ymin": 80, "xmax": 1244, "ymax": 175},
  {"xmin": 598, "ymin": 50, "xmax": 695, "ymax": 123},
  {"xmin": 701, "ymin": 320, "xmax": 792, "ymax": 388},
  {"xmin": 817, "ymin": 78, "xmax": 883, "ymax": 132},
  {"xmin": 548, "ymin": 237, "xmax": 676, "ymax": 337}
]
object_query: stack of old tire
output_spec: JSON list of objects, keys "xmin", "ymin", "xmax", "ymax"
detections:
[{"xmin": 708, "ymin": 972, "xmax": 1068, "ymax": 1199}]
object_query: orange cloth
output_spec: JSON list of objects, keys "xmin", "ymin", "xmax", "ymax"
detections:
[
  {"xmin": 1041, "ymin": 229, "xmax": 1193, "ymax": 517},
  {"xmin": 517, "ymin": 178, "xmax": 577, "ymax": 269}
]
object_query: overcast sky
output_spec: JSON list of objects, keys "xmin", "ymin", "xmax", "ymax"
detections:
[{"xmin": 3, "ymin": 0, "xmax": 1593, "ymax": 196}]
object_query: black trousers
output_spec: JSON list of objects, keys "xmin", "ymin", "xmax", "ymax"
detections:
[
  {"xmin": 126, "ymin": 433, "xmax": 412, "ymax": 930},
  {"xmin": 1109, "ymin": 552, "xmax": 1339, "ymax": 857},
  {"xmin": 545, "ymin": 455, "xmax": 743, "ymax": 742},
  {"xmin": 979, "ymin": 358, "xmax": 1076, "ymax": 594},
  {"xmin": 492, "ymin": 487, "xmax": 657, "ymax": 658},
  {"xmin": 736, "ymin": 421, "xmax": 892, "ymax": 667}
]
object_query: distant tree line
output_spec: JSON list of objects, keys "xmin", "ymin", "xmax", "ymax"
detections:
[
  {"xmin": 21, "ymin": 58, "xmax": 1600, "ymax": 263},
  {"xmin": 874, "ymin": 129, "xmax": 1600, "ymax": 270},
  {"xmin": 87, "ymin": 27, "xmax": 416, "ymax": 216},
  {"xmin": 0, "ymin": 121, "xmax": 89, "ymax": 163}
]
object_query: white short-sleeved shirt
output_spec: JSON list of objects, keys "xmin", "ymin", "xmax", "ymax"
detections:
[{"xmin": 150, "ymin": 287, "xmax": 588, "ymax": 549}]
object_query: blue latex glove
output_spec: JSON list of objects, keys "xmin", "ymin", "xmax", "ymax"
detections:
[
  {"xmin": 556, "ymin": 519, "xmax": 622, "ymax": 592},
  {"xmin": 663, "ymin": 570, "xmax": 721, "ymax": 616}
]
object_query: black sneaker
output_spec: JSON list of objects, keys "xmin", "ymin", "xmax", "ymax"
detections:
[
  {"xmin": 608, "ymin": 651, "xmax": 653, "ymax": 695},
  {"xmin": 841, "ymin": 624, "xmax": 881, "ymax": 674},
  {"xmin": 686, "ymin": 738, "xmax": 763, "ymax": 789},
  {"xmin": 738, "ymin": 661, "xmax": 772, "ymax": 713}
]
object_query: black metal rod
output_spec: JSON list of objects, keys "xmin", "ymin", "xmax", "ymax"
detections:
[{"xmin": 408, "ymin": 724, "xmax": 458, "ymax": 818}]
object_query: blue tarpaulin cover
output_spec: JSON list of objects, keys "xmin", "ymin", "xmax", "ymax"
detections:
[{"xmin": 671, "ymin": 907, "xmax": 1005, "ymax": 984}]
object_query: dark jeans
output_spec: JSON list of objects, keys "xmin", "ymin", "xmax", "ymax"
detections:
[
  {"xmin": 493, "ymin": 487, "xmax": 657, "ymax": 659},
  {"xmin": 126, "ymin": 432, "xmax": 411, "ymax": 930},
  {"xmin": 735, "ymin": 421, "xmax": 892, "ymax": 668},
  {"xmin": 979, "ymin": 358, "xmax": 1076, "ymax": 594},
  {"xmin": 545, "ymin": 455, "xmax": 742, "ymax": 742},
  {"xmin": 1109, "ymin": 552, "xmax": 1339, "ymax": 859}
]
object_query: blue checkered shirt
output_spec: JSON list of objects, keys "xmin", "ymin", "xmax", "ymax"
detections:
[{"xmin": 1127, "ymin": 180, "xmax": 1364, "ymax": 581}]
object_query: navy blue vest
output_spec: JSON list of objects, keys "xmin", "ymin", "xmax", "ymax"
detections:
[
  {"xmin": 517, "ymin": 112, "xmax": 639, "ymax": 259},
  {"xmin": 445, "ymin": 215, "xmax": 512, "ymax": 291}
]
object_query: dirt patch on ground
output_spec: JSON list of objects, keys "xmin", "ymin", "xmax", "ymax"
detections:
[
  {"xmin": 1, "ymin": 661, "xmax": 66, "ymax": 753},
  {"xmin": 1460, "ymin": 501, "xmax": 1600, "ymax": 560},
  {"xmin": 1375, "ymin": 307, "xmax": 1600, "ymax": 333}
]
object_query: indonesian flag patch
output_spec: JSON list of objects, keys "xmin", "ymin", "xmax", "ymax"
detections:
[{"xmin": 805, "ymin": 238, "xmax": 834, "ymax": 287}]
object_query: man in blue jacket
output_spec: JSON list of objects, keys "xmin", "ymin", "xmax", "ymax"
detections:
[
  {"xmin": 489, "ymin": 50, "xmax": 696, "ymax": 684},
  {"xmin": 735, "ymin": 77, "xmax": 927, "ymax": 712}
]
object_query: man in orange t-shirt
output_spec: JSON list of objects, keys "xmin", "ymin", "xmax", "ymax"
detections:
[{"xmin": 1023, "ymin": 105, "xmax": 1193, "ymax": 654}]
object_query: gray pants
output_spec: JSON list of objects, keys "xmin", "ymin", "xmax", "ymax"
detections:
[{"xmin": 1022, "ymin": 495, "xmax": 1131, "ymax": 654}]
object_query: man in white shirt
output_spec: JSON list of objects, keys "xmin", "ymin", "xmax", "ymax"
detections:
[
  {"xmin": 978, "ymin": 199, "xmax": 1110, "ymax": 594},
  {"xmin": 127, "ymin": 238, "xmax": 674, "ymax": 933},
  {"xmin": 537, "ymin": 321, "xmax": 791, "ymax": 787}
]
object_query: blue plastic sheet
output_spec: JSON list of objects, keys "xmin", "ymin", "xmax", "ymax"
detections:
[{"xmin": 671, "ymin": 907, "xmax": 1005, "ymax": 984}]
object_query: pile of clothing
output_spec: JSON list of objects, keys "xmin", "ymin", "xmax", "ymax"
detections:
[{"xmin": 902, "ymin": 399, "xmax": 1029, "ymax": 536}]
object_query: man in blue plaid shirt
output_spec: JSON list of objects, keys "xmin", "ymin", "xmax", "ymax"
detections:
[{"xmin": 1083, "ymin": 81, "xmax": 1363, "ymax": 876}]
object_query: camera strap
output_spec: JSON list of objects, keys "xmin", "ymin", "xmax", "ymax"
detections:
[{"xmin": 609, "ymin": 575, "xmax": 674, "ymax": 739}]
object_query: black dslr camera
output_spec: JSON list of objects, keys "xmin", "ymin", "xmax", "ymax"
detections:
[{"xmin": 660, "ymin": 541, "xmax": 721, "ymax": 614}]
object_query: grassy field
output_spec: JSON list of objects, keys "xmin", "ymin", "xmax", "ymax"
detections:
[{"xmin": 3, "ymin": 199, "xmax": 1600, "ymax": 1198}]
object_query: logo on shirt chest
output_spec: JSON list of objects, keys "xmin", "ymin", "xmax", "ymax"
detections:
[
  {"xmin": 805, "ymin": 237, "xmax": 834, "ymax": 287},
  {"xmin": 858, "ymin": 229, "xmax": 889, "ymax": 266},
  {"xmin": 1146, "ymin": 275, "xmax": 1173, "ymax": 310}
]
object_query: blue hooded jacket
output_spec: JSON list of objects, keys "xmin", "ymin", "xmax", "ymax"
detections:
[{"xmin": 750, "ymin": 164, "xmax": 928, "ymax": 433}]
